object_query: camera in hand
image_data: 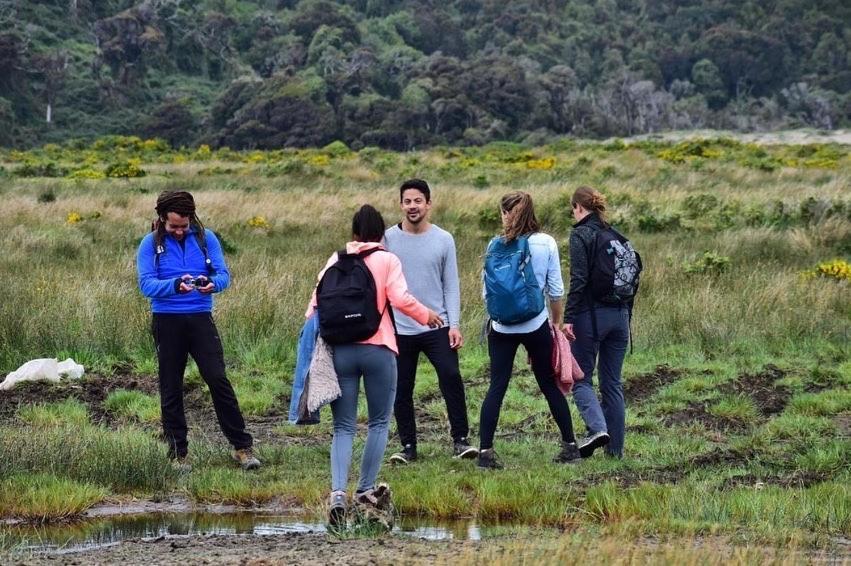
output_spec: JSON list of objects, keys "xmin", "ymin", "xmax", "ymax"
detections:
[{"xmin": 188, "ymin": 276, "xmax": 208, "ymax": 287}]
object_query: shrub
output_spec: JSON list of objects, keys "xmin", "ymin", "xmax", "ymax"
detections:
[
  {"xmin": 683, "ymin": 251, "xmax": 730, "ymax": 274},
  {"xmin": 15, "ymin": 161, "xmax": 68, "ymax": 177},
  {"xmin": 37, "ymin": 189, "xmax": 56, "ymax": 203},
  {"xmin": 473, "ymin": 174, "xmax": 490, "ymax": 188},
  {"xmin": 526, "ymin": 157, "xmax": 555, "ymax": 170},
  {"xmin": 247, "ymin": 215, "xmax": 270, "ymax": 228},
  {"xmin": 478, "ymin": 206, "xmax": 500, "ymax": 231},
  {"xmin": 682, "ymin": 194, "xmax": 720, "ymax": 220},
  {"xmin": 105, "ymin": 161, "xmax": 146, "ymax": 178},
  {"xmin": 68, "ymin": 168, "xmax": 106, "ymax": 180},
  {"xmin": 802, "ymin": 259, "xmax": 851, "ymax": 282},
  {"xmin": 637, "ymin": 212, "xmax": 681, "ymax": 232},
  {"xmin": 322, "ymin": 140, "xmax": 352, "ymax": 157}
]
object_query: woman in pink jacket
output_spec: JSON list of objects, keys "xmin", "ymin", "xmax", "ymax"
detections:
[{"xmin": 307, "ymin": 204, "xmax": 442, "ymax": 527}]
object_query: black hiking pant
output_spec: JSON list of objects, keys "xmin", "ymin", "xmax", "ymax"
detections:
[
  {"xmin": 152, "ymin": 313, "xmax": 252, "ymax": 457},
  {"xmin": 394, "ymin": 327, "xmax": 470, "ymax": 448},
  {"xmin": 479, "ymin": 320, "xmax": 576, "ymax": 450}
]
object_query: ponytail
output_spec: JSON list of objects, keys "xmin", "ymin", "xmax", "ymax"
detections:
[
  {"xmin": 500, "ymin": 191, "xmax": 540, "ymax": 242},
  {"xmin": 571, "ymin": 186, "xmax": 608, "ymax": 224}
]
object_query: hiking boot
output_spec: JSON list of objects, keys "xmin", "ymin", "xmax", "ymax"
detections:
[
  {"xmin": 453, "ymin": 438, "xmax": 479, "ymax": 459},
  {"xmin": 554, "ymin": 441, "xmax": 582, "ymax": 464},
  {"xmin": 232, "ymin": 448, "xmax": 262, "ymax": 470},
  {"xmin": 353, "ymin": 483, "xmax": 394, "ymax": 530},
  {"xmin": 388, "ymin": 444, "xmax": 417, "ymax": 465},
  {"xmin": 578, "ymin": 431, "xmax": 611, "ymax": 458},
  {"xmin": 328, "ymin": 490, "xmax": 347, "ymax": 528},
  {"xmin": 477, "ymin": 448, "xmax": 503, "ymax": 470}
]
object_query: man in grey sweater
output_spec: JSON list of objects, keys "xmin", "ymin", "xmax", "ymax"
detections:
[{"xmin": 385, "ymin": 179, "xmax": 477, "ymax": 464}]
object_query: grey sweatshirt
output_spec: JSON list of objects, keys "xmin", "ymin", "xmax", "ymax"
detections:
[{"xmin": 383, "ymin": 223, "xmax": 461, "ymax": 335}]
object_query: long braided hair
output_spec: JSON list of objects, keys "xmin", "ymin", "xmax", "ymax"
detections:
[
  {"xmin": 152, "ymin": 190, "xmax": 205, "ymax": 252},
  {"xmin": 500, "ymin": 191, "xmax": 540, "ymax": 242}
]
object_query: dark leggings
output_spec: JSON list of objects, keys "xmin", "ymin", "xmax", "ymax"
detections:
[{"xmin": 479, "ymin": 321, "xmax": 576, "ymax": 450}]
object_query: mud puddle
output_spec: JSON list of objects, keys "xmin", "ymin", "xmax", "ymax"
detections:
[{"xmin": 2, "ymin": 511, "xmax": 493, "ymax": 555}]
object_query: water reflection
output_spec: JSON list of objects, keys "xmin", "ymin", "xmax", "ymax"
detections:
[{"xmin": 2, "ymin": 512, "xmax": 489, "ymax": 553}]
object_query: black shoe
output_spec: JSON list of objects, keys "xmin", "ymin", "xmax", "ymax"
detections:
[
  {"xmin": 477, "ymin": 448, "xmax": 503, "ymax": 469},
  {"xmin": 577, "ymin": 431, "xmax": 610, "ymax": 458},
  {"xmin": 554, "ymin": 441, "xmax": 582, "ymax": 464},
  {"xmin": 389, "ymin": 444, "xmax": 417, "ymax": 465},
  {"xmin": 453, "ymin": 438, "xmax": 479, "ymax": 459}
]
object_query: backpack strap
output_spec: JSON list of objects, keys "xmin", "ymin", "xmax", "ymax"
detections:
[
  {"xmin": 152, "ymin": 227, "xmax": 213, "ymax": 275},
  {"xmin": 582, "ymin": 228, "xmax": 600, "ymax": 342},
  {"xmin": 347, "ymin": 246, "xmax": 397, "ymax": 333}
]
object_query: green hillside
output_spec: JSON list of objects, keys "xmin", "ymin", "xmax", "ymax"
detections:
[{"xmin": 1, "ymin": 0, "xmax": 850, "ymax": 148}]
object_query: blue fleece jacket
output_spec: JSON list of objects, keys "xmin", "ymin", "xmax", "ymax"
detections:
[{"xmin": 136, "ymin": 228, "xmax": 230, "ymax": 314}]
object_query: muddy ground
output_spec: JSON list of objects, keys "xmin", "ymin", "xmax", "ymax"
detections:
[
  {"xmin": 1, "ymin": 364, "xmax": 848, "ymax": 563},
  {"xmin": 5, "ymin": 532, "xmax": 481, "ymax": 565}
]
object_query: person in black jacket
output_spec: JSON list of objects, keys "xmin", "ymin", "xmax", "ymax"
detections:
[{"xmin": 562, "ymin": 186, "xmax": 630, "ymax": 459}]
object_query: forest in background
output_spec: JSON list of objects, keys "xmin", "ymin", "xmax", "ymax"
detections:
[{"xmin": 1, "ymin": 0, "xmax": 850, "ymax": 149}]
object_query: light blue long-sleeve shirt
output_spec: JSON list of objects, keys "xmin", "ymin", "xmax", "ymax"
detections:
[
  {"xmin": 136, "ymin": 227, "xmax": 230, "ymax": 314},
  {"xmin": 487, "ymin": 232, "xmax": 564, "ymax": 334}
]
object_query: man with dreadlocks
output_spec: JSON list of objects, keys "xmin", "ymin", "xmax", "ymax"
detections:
[{"xmin": 136, "ymin": 190, "xmax": 261, "ymax": 471}]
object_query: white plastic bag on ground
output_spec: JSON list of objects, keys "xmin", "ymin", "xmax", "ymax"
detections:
[
  {"xmin": 57, "ymin": 358, "xmax": 85, "ymax": 380},
  {"xmin": 0, "ymin": 357, "xmax": 85, "ymax": 391}
]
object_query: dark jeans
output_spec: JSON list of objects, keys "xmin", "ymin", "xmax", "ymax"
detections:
[
  {"xmin": 571, "ymin": 306, "xmax": 629, "ymax": 457},
  {"xmin": 394, "ymin": 327, "xmax": 470, "ymax": 447},
  {"xmin": 479, "ymin": 321, "xmax": 576, "ymax": 450},
  {"xmin": 152, "ymin": 313, "xmax": 252, "ymax": 457}
]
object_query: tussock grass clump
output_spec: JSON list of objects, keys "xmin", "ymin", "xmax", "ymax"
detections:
[
  {"xmin": 187, "ymin": 468, "xmax": 287, "ymax": 505},
  {"xmin": 583, "ymin": 480, "xmax": 849, "ymax": 539},
  {"xmin": 0, "ymin": 425, "xmax": 176, "ymax": 492},
  {"xmin": 0, "ymin": 474, "xmax": 106, "ymax": 522},
  {"xmin": 103, "ymin": 389, "xmax": 160, "ymax": 423},
  {"xmin": 16, "ymin": 399, "xmax": 90, "ymax": 428}
]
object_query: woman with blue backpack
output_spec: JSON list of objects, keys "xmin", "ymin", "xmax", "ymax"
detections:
[
  {"xmin": 563, "ymin": 186, "xmax": 642, "ymax": 459},
  {"xmin": 478, "ymin": 192, "xmax": 580, "ymax": 469}
]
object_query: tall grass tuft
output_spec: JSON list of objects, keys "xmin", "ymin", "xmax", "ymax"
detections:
[
  {"xmin": 0, "ymin": 474, "xmax": 106, "ymax": 522},
  {"xmin": 0, "ymin": 425, "xmax": 176, "ymax": 492}
]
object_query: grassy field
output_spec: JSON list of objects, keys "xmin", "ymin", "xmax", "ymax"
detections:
[{"xmin": 0, "ymin": 136, "xmax": 848, "ymax": 557}]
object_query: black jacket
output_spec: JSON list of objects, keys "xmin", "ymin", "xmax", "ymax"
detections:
[{"xmin": 564, "ymin": 213, "xmax": 608, "ymax": 323}]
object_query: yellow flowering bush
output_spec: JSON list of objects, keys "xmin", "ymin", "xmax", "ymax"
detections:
[
  {"xmin": 245, "ymin": 151, "xmax": 266, "ymax": 164},
  {"xmin": 67, "ymin": 168, "xmax": 106, "ymax": 180},
  {"xmin": 526, "ymin": 157, "xmax": 555, "ymax": 170},
  {"xmin": 803, "ymin": 259, "xmax": 851, "ymax": 281},
  {"xmin": 194, "ymin": 144, "xmax": 213, "ymax": 160},
  {"xmin": 66, "ymin": 211, "xmax": 83, "ymax": 224},
  {"xmin": 308, "ymin": 154, "xmax": 330, "ymax": 167},
  {"xmin": 802, "ymin": 158, "xmax": 839, "ymax": 169},
  {"xmin": 142, "ymin": 138, "xmax": 169, "ymax": 152},
  {"xmin": 105, "ymin": 160, "xmax": 146, "ymax": 178},
  {"xmin": 247, "ymin": 215, "xmax": 270, "ymax": 228}
]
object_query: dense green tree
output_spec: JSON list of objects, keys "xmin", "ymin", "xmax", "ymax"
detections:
[
  {"xmin": 691, "ymin": 58, "xmax": 728, "ymax": 110},
  {"xmin": 1, "ymin": 0, "xmax": 849, "ymax": 147},
  {"xmin": 143, "ymin": 97, "xmax": 198, "ymax": 147}
]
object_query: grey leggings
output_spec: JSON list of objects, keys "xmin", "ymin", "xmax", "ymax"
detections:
[{"xmin": 330, "ymin": 344, "xmax": 397, "ymax": 493}]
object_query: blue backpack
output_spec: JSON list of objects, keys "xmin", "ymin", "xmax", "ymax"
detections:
[{"xmin": 483, "ymin": 235, "xmax": 545, "ymax": 324}]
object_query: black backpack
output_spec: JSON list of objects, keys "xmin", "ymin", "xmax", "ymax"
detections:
[
  {"xmin": 316, "ymin": 247, "xmax": 385, "ymax": 345},
  {"xmin": 588, "ymin": 226, "xmax": 642, "ymax": 305}
]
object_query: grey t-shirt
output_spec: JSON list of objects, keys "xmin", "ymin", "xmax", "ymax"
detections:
[{"xmin": 383, "ymin": 223, "xmax": 461, "ymax": 335}]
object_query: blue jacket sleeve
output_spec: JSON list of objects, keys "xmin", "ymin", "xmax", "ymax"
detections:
[
  {"xmin": 206, "ymin": 230, "xmax": 230, "ymax": 293},
  {"xmin": 137, "ymin": 234, "xmax": 178, "ymax": 298}
]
